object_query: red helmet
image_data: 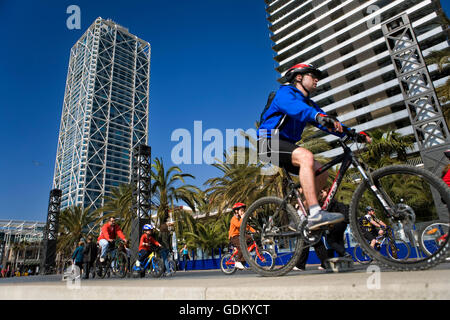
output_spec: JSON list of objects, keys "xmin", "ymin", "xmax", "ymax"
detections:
[
  {"xmin": 285, "ymin": 63, "xmax": 322, "ymax": 83},
  {"xmin": 232, "ymin": 202, "xmax": 246, "ymax": 211}
]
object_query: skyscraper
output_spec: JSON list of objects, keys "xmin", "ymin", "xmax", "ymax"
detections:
[
  {"xmin": 53, "ymin": 17, "xmax": 151, "ymax": 211},
  {"xmin": 265, "ymin": 0, "xmax": 448, "ymax": 159}
]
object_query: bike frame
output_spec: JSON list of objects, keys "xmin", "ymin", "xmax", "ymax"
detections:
[
  {"xmin": 284, "ymin": 137, "xmax": 397, "ymax": 221},
  {"xmin": 225, "ymin": 241, "xmax": 265, "ymax": 266},
  {"xmin": 142, "ymin": 251, "xmax": 157, "ymax": 271}
]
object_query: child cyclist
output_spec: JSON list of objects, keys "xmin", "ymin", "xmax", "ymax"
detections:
[
  {"xmin": 228, "ymin": 202, "xmax": 256, "ymax": 270},
  {"xmin": 136, "ymin": 224, "xmax": 162, "ymax": 268}
]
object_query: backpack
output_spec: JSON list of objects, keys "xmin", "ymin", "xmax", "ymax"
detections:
[
  {"xmin": 259, "ymin": 91, "xmax": 277, "ymax": 125},
  {"xmin": 259, "ymin": 85, "xmax": 298, "ymax": 129}
]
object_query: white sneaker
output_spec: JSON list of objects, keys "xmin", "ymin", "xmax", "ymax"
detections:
[
  {"xmin": 307, "ymin": 211, "xmax": 344, "ymax": 231},
  {"xmin": 293, "ymin": 267, "xmax": 304, "ymax": 271},
  {"xmin": 235, "ymin": 262, "xmax": 245, "ymax": 270}
]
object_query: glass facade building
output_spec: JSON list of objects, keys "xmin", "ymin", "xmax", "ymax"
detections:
[
  {"xmin": 53, "ymin": 18, "xmax": 151, "ymax": 211},
  {"xmin": 265, "ymin": 0, "xmax": 448, "ymax": 158}
]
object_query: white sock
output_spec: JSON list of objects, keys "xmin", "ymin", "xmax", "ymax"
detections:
[{"xmin": 309, "ymin": 205, "xmax": 321, "ymax": 217}]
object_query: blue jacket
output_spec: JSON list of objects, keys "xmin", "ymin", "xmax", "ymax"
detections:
[
  {"xmin": 257, "ymin": 85, "xmax": 345, "ymax": 143},
  {"xmin": 72, "ymin": 246, "xmax": 84, "ymax": 263}
]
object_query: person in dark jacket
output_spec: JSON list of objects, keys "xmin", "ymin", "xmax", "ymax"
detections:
[
  {"xmin": 159, "ymin": 222, "xmax": 172, "ymax": 274},
  {"xmin": 83, "ymin": 235, "xmax": 98, "ymax": 279},
  {"xmin": 72, "ymin": 241, "xmax": 85, "ymax": 275}
]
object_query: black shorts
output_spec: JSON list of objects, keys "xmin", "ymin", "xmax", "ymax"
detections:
[
  {"xmin": 257, "ymin": 137, "xmax": 299, "ymax": 175},
  {"xmin": 362, "ymin": 229, "xmax": 378, "ymax": 242}
]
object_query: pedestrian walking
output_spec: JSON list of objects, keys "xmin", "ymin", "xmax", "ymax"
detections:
[
  {"xmin": 72, "ymin": 241, "xmax": 85, "ymax": 276},
  {"xmin": 159, "ymin": 222, "xmax": 172, "ymax": 274},
  {"xmin": 294, "ymin": 240, "xmax": 328, "ymax": 271},
  {"xmin": 179, "ymin": 244, "xmax": 190, "ymax": 271},
  {"xmin": 317, "ymin": 188, "xmax": 352, "ymax": 258},
  {"xmin": 83, "ymin": 235, "xmax": 98, "ymax": 279}
]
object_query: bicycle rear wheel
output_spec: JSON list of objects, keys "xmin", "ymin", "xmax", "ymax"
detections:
[
  {"xmin": 96, "ymin": 256, "xmax": 109, "ymax": 279},
  {"xmin": 220, "ymin": 253, "xmax": 237, "ymax": 275},
  {"xmin": 148, "ymin": 257, "xmax": 164, "ymax": 278},
  {"xmin": 350, "ymin": 165, "xmax": 450, "ymax": 271},
  {"xmin": 239, "ymin": 196, "xmax": 303, "ymax": 277},
  {"xmin": 166, "ymin": 260, "xmax": 177, "ymax": 276}
]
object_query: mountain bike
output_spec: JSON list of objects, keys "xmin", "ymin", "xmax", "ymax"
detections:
[
  {"xmin": 132, "ymin": 248, "xmax": 164, "ymax": 278},
  {"xmin": 353, "ymin": 225, "xmax": 410, "ymax": 264},
  {"xmin": 240, "ymin": 129, "xmax": 450, "ymax": 277},
  {"xmin": 220, "ymin": 233, "xmax": 275, "ymax": 275},
  {"xmin": 94, "ymin": 239, "xmax": 128, "ymax": 279},
  {"xmin": 418, "ymin": 221, "xmax": 449, "ymax": 257}
]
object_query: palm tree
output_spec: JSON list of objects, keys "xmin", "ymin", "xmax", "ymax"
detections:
[
  {"xmin": 57, "ymin": 205, "xmax": 99, "ymax": 258},
  {"xmin": 298, "ymin": 126, "xmax": 332, "ymax": 154},
  {"xmin": 360, "ymin": 129, "xmax": 414, "ymax": 169},
  {"xmin": 183, "ymin": 219, "xmax": 228, "ymax": 258},
  {"xmin": 151, "ymin": 157, "xmax": 202, "ymax": 225},
  {"xmin": 98, "ymin": 183, "xmax": 133, "ymax": 237},
  {"xmin": 205, "ymin": 130, "xmax": 285, "ymax": 213},
  {"xmin": 172, "ymin": 207, "xmax": 198, "ymax": 247}
]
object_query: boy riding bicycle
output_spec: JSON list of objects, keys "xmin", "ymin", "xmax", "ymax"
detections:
[
  {"xmin": 228, "ymin": 202, "xmax": 256, "ymax": 270},
  {"xmin": 136, "ymin": 223, "xmax": 162, "ymax": 268}
]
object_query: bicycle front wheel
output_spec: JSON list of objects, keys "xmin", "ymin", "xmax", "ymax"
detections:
[
  {"xmin": 350, "ymin": 164, "xmax": 450, "ymax": 271},
  {"xmin": 254, "ymin": 250, "xmax": 275, "ymax": 270},
  {"xmin": 239, "ymin": 196, "xmax": 303, "ymax": 277},
  {"xmin": 114, "ymin": 252, "xmax": 128, "ymax": 278},
  {"xmin": 353, "ymin": 244, "xmax": 372, "ymax": 264},
  {"xmin": 220, "ymin": 253, "xmax": 236, "ymax": 275},
  {"xmin": 386, "ymin": 239, "xmax": 410, "ymax": 260}
]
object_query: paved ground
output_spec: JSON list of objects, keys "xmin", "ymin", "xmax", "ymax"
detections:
[{"xmin": 1, "ymin": 261, "xmax": 449, "ymax": 300}]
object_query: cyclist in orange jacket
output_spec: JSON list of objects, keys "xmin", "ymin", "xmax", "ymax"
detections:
[{"xmin": 228, "ymin": 202, "xmax": 256, "ymax": 270}]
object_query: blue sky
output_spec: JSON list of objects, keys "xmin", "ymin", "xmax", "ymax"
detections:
[{"xmin": 0, "ymin": 1, "xmax": 449, "ymax": 222}]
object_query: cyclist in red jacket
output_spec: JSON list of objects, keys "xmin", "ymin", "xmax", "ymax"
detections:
[
  {"xmin": 136, "ymin": 224, "xmax": 161, "ymax": 267},
  {"xmin": 98, "ymin": 217, "xmax": 127, "ymax": 262}
]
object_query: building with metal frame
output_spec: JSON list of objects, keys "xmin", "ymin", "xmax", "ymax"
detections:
[
  {"xmin": 53, "ymin": 17, "xmax": 151, "ymax": 211},
  {"xmin": 0, "ymin": 220, "xmax": 45, "ymax": 272},
  {"xmin": 265, "ymin": 0, "xmax": 449, "ymax": 161}
]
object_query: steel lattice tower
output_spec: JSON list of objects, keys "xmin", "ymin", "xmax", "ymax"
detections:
[
  {"xmin": 382, "ymin": 14, "xmax": 450, "ymax": 176},
  {"xmin": 264, "ymin": 0, "xmax": 449, "ymax": 160},
  {"xmin": 40, "ymin": 189, "xmax": 62, "ymax": 274},
  {"xmin": 52, "ymin": 17, "xmax": 151, "ymax": 211},
  {"xmin": 130, "ymin": 144, "xmax": 152, "ymax": 265}
]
